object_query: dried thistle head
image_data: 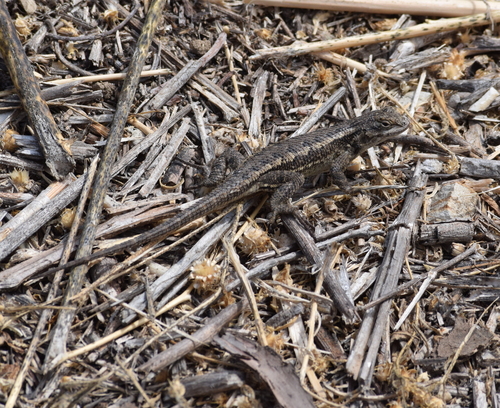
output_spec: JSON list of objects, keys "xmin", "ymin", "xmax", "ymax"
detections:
[
  {"xmin": 65, "ymin": 42, "xmax": 79, "ymax": 60},
  {"xmin": 1, "ymin": 129, "xmax": 19, "ymax": 152},
  {"xmin": 351, "ymin": 193, "xmax": 372, "ymax": 213},
  {"xmin": 237, "ymin": 384, "xmax": 262, "ymax": 408},
  {"xmin": 310, "ymin": 349, "xmax": 332, "ymax": 375},
  {"xmin": 378, "ymin": 360, "xmax": 445, "ymax": 408},
  {"xmin": 102, "ymin": 9, "xmax": 119, "ymax": 25},
  {"xmin": 296, "ymin": 30, "xmax": 307, "ymax": 40},
  {"xmin": 8, "ymin": 248, "xmax": 40, "ymax": 265},
  {"xmin": 14, "ymin": 15, "xmax": 33, "ymax": 39},
  {"xmin": 373, "ymin": 171, "xmax": 404, "ymax": 200},
  {"xmin": 265, "ymin": 328, "xmax": 286, "ymax": 352},
  {"xmin": 60, "ymin": 208, "xmax": 77, "ymax": 230},
  {"xmin": 10, "ymin": 169, "xmax": 30, "ymax": 192},
  {"xmin": 190, "ymin": 39, "xmax": 212, "ymax": 56},
  {"xmin": 441, "ymin": 49, "xmax": 466, "ymax": 80},
  {"xmin": 321, "ymin": 197, "xmax": 344, "ymax": 221},
  {"xmin": 255, "ymin": 28, "xmax": 273, "ymax": 40},
  {"xmin": 190, "ymin": 258, "xmax": 221, "ymax": 290},
  {"xmin": 273, "ymin": 264, "xmax": 293, "ymax": 286},
  {"xmin": 315, "ymin": 63, "xmax": 334, "ymax": 85},
  {"xmin": 167, "ymin": 378, "xmax": 187, "ymax": 406},
  {"xmin": 238, "ymin": 226, "xmax": 272, "ymax": 255},
  {"xmin": 372, "ymin": 18, "xmax": 398, "ymax": 31},
  {"xmin": 301, "ymin": 200, "xmax": 321, "ymax": 220},
  {"xmin": 57, "ymin": 19, "xmax": 79, "ymax": 37},
  {"xmin": 443, "ymin": 156, "xmax": 460, "ymax": 174},
  {"xmin": 216, "ymin": 290, "xmax": 236, "ymax": 308},
  {"xmin": 375, "ymin": 362, "xmax": 393, "ymax": 382}
]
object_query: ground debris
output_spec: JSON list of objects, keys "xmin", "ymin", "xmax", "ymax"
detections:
[{"xmin": 0, "ymin": 1, "xmax": 500, "ymax": 407}]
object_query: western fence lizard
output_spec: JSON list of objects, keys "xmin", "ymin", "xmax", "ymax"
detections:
[{"xmin": 48, "ymin": 107, "xmax": 409, "ymax": 272}]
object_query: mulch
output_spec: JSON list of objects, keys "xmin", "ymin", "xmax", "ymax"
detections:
[{"xmin": 0, "ymin": 0, "xmax": 499, "ymax": 407}]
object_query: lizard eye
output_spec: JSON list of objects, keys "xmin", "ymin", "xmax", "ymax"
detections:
[{"xmin": 380, "ymin": 120, "xmax": 392, "ymax": 127}]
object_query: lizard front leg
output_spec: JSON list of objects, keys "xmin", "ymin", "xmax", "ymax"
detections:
[{"xmin": 330, "ymin": 150, "xmax": 355, "ymax": 191}]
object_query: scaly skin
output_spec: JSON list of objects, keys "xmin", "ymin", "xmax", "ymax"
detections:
[{"xmin": 48, "ymin": 107, "xmax": 409, "ymax": 273}]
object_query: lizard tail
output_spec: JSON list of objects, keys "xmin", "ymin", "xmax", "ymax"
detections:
[{"xmin": 55, "ymin": 188, "xmax": 233, "ymax": 272}]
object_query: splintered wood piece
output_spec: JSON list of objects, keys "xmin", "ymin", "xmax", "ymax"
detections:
[
  {"xmin": 42, "ymin": 68, "xmax": 173, "ymax": 86},
  {"xmin": 0, "ymin": 81, "xmax": 83, "ymax": 108},
  {"xmin": 248, "ymin": 70, "xmax": 269, "ymax": 139},
  {"xmin": 390, "ymin": 31, "xmax": 453, "ymax": 61},
  {"xmin": 282, "ymin": 213, "xmax": 358, "ymax": 323},
  {"xmin": 0, "ymin": 1, "xmax": 74, "ymax": 179},
  {"xmin": 190, "ymin": 80, "xmax": 239, "ymax": 123},
  {"xmin": 436, "ymin": 78, "xmax": 500, "ymax": 93},
  {"xmin": 0, "ymin": 245, "xmax": 64, "ymax": 290},
  {"xmin": 214, "ymin": 332, "xmax": 315, "ymax": 408},
  {"xmin": 139, "ymin": 300, "xmax": 248, "ymax": 372},
  {"xmin": 112, "ymin": 105, "xmax": 192, "ymax": 181},
  {"xmin": 346, "ymin": 162, "xmax": 428, "ymax": 384},
  {"xmin": 119, "ymin": 139, "xmax": 165, "ymax": 195},
  {"xmin": 194, "ymin": 73, "xmax": 241, "ymax": 111},
  {"xmin": 281, "ymin": 213, "xmax": 321, "ymax": 264},
  {"xmin": 290, "ymin": 87, "xmax": 346, "ymax": 137},
  {"xmin": 163, "ymin": 152, "xmax": 195, "ymax": 189},
  {"xmin": 316, "ymin": 327, "xmax": 347, "ymax": 359},
  {"xmin": 0, "ymin": 175, "xmax": 85, "ymax": 261},
  {"xmin": 0, "ymin": 154, "xmax": 45, "ymax": 171},
  {"xmin": 104, "ymin": 193, "xmax": 188, "ymax": 215},
  {"xmin": 144, "ymin": 32, "xmax": 227, "ymax": 112},
  {"xmin": 266, "ymin": 302, "xmax": 304, "ymax": 328},
  {"xmin": 459, "ymin": 156, "xmax": 500, "ymax": 179},
  {"xmin": 0, "ymin": 192, "xmax": 34, "ymax": 206},
  {"xmin": 473, "ymin": 376, "xmax": 488, "ymax": 408},
  {"xmin": 191, "ymin": 102, "xmax": 213, "ymax": 165},
  {"xmin": 386, "ymin": 46, "xmax": 452, "ymax": 72},
  {"xmin": 419, "ymin": 221, "xmax": 474, "ymax": 245},
  {"xmin": 323, "ymin": 255, "xmax": 360, "ymax": 324},
  {"xmin": 173, "ymin": 371, "xmax": 245, "ymax": 399},
  {"xmin": 24, "ymin": 23, "xmax": 47, "ymax": 55},
  {"xmin": 138, "ymin": 118, "xmax": 191, "ymax": 197}
]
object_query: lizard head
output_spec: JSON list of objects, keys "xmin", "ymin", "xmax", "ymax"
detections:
[{"xmin": 363, "ymin": 107, "xmax": 410, "ymax": 140}]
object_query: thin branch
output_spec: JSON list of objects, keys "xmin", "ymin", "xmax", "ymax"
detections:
[{"xmin": 251, "ymin": 11, "xmax": 500, "ymax": 60}]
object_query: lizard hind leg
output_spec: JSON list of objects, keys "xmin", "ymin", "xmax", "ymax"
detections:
[
  {"xmin": 202, "ymin": 148, "xmax": 246, "ymax": 187},
  {"xmin": 256, "ymin": 170, "xmax": 313, "ymax": 231}
]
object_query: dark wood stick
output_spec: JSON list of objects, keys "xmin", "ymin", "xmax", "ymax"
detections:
[
  {"xmin": 42, "ymin": 0, "xmax": 167, "ymax": 374},
  {"xmin": 0, "ymin": 1, "xmax": 74, "ymax": 179}
]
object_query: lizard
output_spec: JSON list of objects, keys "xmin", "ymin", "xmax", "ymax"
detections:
[{"xmin": 46, "ymin": 107, "xmax": 409, "ymax": 273}]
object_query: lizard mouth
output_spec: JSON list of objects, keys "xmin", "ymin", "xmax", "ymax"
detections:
[{"xmin": 395, "ymin": 119, "xmax": 410, "ymax": 133}]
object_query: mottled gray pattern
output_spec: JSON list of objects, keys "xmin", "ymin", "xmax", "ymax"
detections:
[{"xmin": 51, "ymin": 107, "xmax": 409, "ymax": 272}]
